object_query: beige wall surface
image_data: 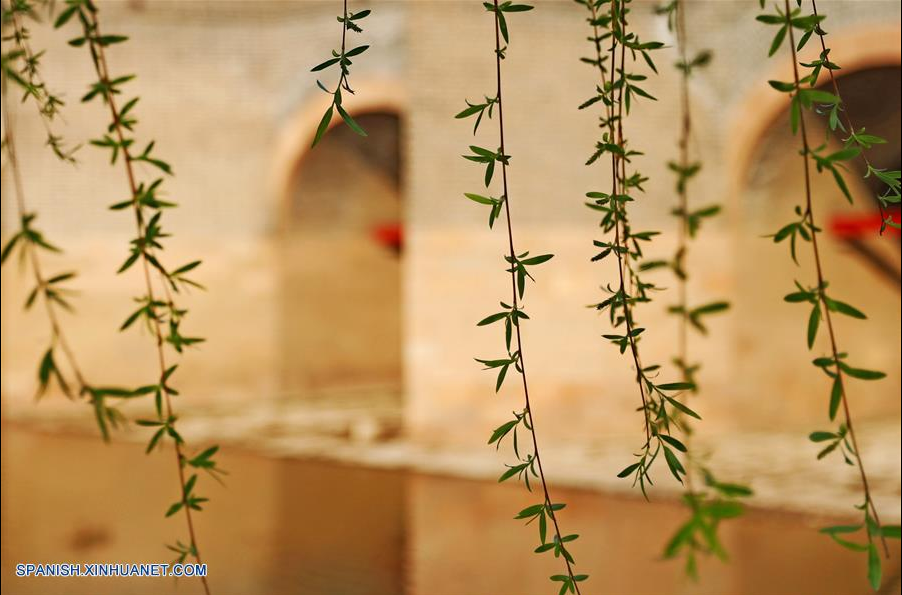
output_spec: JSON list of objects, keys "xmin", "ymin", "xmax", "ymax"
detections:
[
  {"xmin": 1, "ymin": 1, "xmax": 900, "ymax": 453},
  {"xmin": 404, "ymin": 0, "xmax": 901, "ymax": 448},
  {"xmin": 1, "ymin": 0, "xmax": 409, "ymax": 415}
]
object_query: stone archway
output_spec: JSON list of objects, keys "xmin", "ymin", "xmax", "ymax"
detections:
[
  {"xmin": 271, "ymin": 82, "xmax": 407, "ymax": 408},
  {"xmin": 270, "ymin": 80, "xmax": 406, "ymax": 228},
  {"xmin": 727, "ymin": 25, "xmax": 901, "ymax": 199},
  {"xmin": 729, "ymin": 53, "xmax": 901, "ymax": 427}
]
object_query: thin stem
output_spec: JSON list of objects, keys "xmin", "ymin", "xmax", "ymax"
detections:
[
  {"xmin": 585, "ymin": 0, "xmax": 607, "ymax": 82},
  {"xmin": 338, "ymin": 0, "xmax": 349, "ymax": 92},
  {"xmin": 83, "ymin": 11, "xmax": 212, "ymax": 591},
  {"xmin": 809, "ymin": 0, "xmax": 888, "ymax": 225},
  {"xmin": 7, "ymin": 9, "xmax": 75, "ymax": 161},
  {"xmin": 607, "ymin": 0, "xmax": 652, "ymax": 445},
  {"xmin": 783, "ymin": 0, "xmax": 888, "ymax": 557},
  {"xmin": 1, "ymin": 81, "xmax": 87, "ymax": 395},
  {"xmin": 490, "ymin": 1, "xmax": 580, "ymax": 590},
  {"xmin": 674, "ymin": 0, "xmax": 694, "ymax": 493},
  {"xmin": 675, "ymin": 0, "xmax": 690, "ymax": 379}
]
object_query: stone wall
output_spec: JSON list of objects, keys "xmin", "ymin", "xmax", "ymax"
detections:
[
  {"xmin": 1, "ymin": 0, "xmax": 409, "ymax": 416},
  {"xmin": 1, "ymin": 0, "xmax": 899, "ymax": 453},
  {"xmin": 403, "ymin": 0, "xmax": 902, "ymax": 448}
]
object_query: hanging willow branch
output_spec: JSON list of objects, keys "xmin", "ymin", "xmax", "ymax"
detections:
[
  {"xmin": 650, "ymin": 0, "xmax": 751, "ymax": 579},
  {"xmin": 1, "ymin": 79, "xmax": 87, "ymax": 400},
  {"xmin": 1, "ymin": 0, "xmax": 131, "ymax": 440},
  {"xmin": 802, "ymin": 0, "xmax": 899, "ymax": 233},
  {"xmin": 578, "ymin": 0, "xmax": 697, "ymax": 497},
  {"xmin": 310, "ymin": 0, "xmax": 370, "ymax": 146},
  {"xmin": 1, "ymin": 1, "xmax": 78, "ymax": 162},
  {"xmin": 757, "ymin": 1, "xmax": 900, "ymax": 589},
  {"xmin": 54, "ymin": 1, "xmax": 222, "ymax": 591},
  {"xmin": 457, "ymin": 1, "xmax": 587, "ymax": 593}
]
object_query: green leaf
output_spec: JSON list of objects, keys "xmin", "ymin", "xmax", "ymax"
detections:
[
  {"xmin": 165, "ymin": 501, "xmax": 183, "ymax": 517},
  {"xmin": 868, "ymin": 543, "xmax": 881, "ymax": 590},
  {"xmin": 1, "ymin": 233, "xmax": 21, "ymax": 265},
  {"xmin": 464, "ymin": 193, "xmax": 495, "ymax": 205},
  {"xmin": 477, "ymin": 311, "xmax": 508, "ymax": 326},
  {"xmin": 709, "ymin": 481, "xmax": 753, "ymax": 498},
  {"xmin": 705, "ymin": 501, "xmax": 744, "ymax": 519},
  {"xmin": 37, "ymin": 348, "xmax": 55, "ymax": 396},
  {"xmin": 520, "ymin": 254, "xmax": 554, "ymax": 266},
  {"xmin": 146, "ymin": 427, "xmax": 165, "ymax": 453},
  {"xmin": 311, "ymin": 57, "xmax": 340, "ymax": 72},
  {"xmin": 824, "ymin": 297, "xmax": 866, "ymax": 320},
  {"xmin": 54, "ymin": 5, "xmax": 80, "ymax": 28},
  {"xmin": 665, "ymin": 396, "xmax": 701, "ymax": 420},
  {"xmin": 807, "ymin": 303, "xmax": 820, "ymax": 349},
  {"xmin": 488, "ymin": 419, "xmax": 518, "ymax": 445},
  {"xmin": 768, "ymin": 26, "xmax": 787, "ymax": 57},
  {"xmin": 534, "ymin": 542, "xmax": 555, "ymax": 553},
  {"xmin": 826, "ymin": 148, "xmax": 860, "ymax": 163},
  {"xmin": 657, "ymin": 382, "xmax": 694, "ymax": 391},
  {"xmin": 839, "ymin": 363, "xmax": 886, "ymax": 381},
  {"xmin": 498, "ymin": 464, "xmax": 523, "ymax": 483},
  {"xmin": 617, "ymin": 462, "xmax": 641, "ymax": 478},
  {"xmin": 768, "ymin": 79, "xmax": 795, "ymax": 93},
  {"xmin": 97, "ymin": 35, "xmax": 129, "ymax": 46},
  {"xmin": 756, "ymin": 14, "xmax": 784, "ymax": 25},
  {"xmin": 830, "ymin": 169, "xmax": 853, "ymax": 204},
  {"xmin": 345, "ymin": 45, "xmax": 369, "ymax": 57},
  {"xmin": 664, "ymin": 520, "xmax": 695, "ymax": 558},
  {"xmin": 456, "ymin": 103, "xmax": 484, "ymax": 119},
  {"xmin": 120, "ymin": 305, "xmax": 146, "ymax": 331},
  {"xmin": 662, "ymin": 446, "xmax": 685, "ymax": 483},
  {"xmin": 495, "ymin": 363, "xmax": 510, "ymax": 392},
  {"xmin": 190, "ymin": 445, "xmax": 220, "ymax": 466},
  {"xmin": 801, "ymin": 89, "xmax": 839, "ymax": 105},
  {"xmin": 784, "ymin": 291, "xmax": 811, "ymax": 303},
  {"xmin": 515, "ymin": 503, "xmax": 545, "ymax": 519},
  {"xmin": 820, "ymin": 524, "xmax": 863, "ymax": 535},
  {"xmin": 336, "ymin": 104, "xmax": 367, "ymax": 137},
  {"xmin": 659, "ymin": 434, "xmax": 687, "ymax": 452},
  {"xmin": 829, "ymin": 377, "xmax": 842, "ymax": 421},
  {"xmin": 312, "ymin": 106, "xmax": 333, "ymax": 147},
  {"xmin": 692, "ymin": 301, "xmax": 730, "ymax": 316}
]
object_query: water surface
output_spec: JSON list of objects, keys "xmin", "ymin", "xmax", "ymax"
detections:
[{"xmin": 1, "ymin": 424, "xmax": 899, "ymax": 595}]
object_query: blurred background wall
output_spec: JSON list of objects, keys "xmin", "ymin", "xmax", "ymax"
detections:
[
  {"xmin": 405, "ymin": 0, "xmax": 901, "ymax": 448},
  {"xmin": 1, "ymin": 0, "xmax": 412, "ymax": 417},
  {"xmin": 2, "ymin": 2, "xmax": 901, "ymax": 594},
  {"xmin": 1, "ymin": 0, "xmax": 899, "ymax": 505}
]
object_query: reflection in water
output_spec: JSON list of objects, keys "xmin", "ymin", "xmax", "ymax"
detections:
[{"xmin": 1, "ymin": 425, "xmax": 899, "ymax": 595}]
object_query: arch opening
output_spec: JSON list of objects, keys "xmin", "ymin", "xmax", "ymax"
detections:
[
  {"xmin": 278, "ymin": 111, "xmax": 405, "ymax": 417},
  {"xmin": 732, "ymin": 64, "xmax": 901, "ymax": 426}
]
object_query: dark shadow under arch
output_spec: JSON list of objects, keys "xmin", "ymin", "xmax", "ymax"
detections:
[{"xmin": 278, "ymin": 111, "xmax": 404, "ymax": 405}]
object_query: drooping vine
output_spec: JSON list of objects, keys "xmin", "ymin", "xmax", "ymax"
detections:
[
  {"xmin": 1, "ymin": 0, "xmax": 129, "ymax": 440},
  {"xmin": 457, "ymin": 1, "xmax": 587, "ymax": 593},
  {"xmin": 55, "ymin": 1, "xmax": 222, "ymax": 589},
  {"xmin": 578, "ymin": 0, "xmax": 697, "ymax": 497},
  {"xmin": 646, "ymin": 0, "xmax": 753, "ymax": 578},
  {"xmin": 2, "ymin": 1, "xmax": 77, "ymax": 163},
  {"xmin": 1, "ymin": 57, "xmax": 84, "ymax": 398},
  {"xmin": 757, "ymin": 1, "xmax": 901, "ymax": 589},
  {"xmin": 310, "ymin": 0, "xmax": 370, "ymax": 147},
  {"xmin": 800, "ymin": 0, "xmax": 899, "ymax": 233}
]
